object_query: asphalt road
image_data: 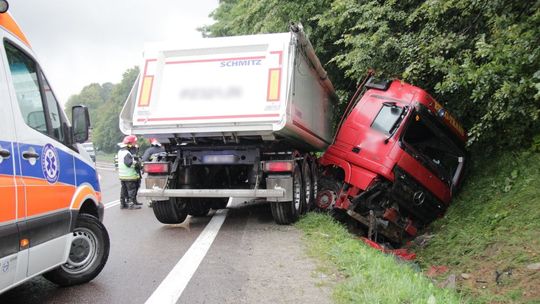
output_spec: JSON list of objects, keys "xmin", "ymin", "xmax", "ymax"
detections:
[{"xmin": 0, "ymin": 163, "xmax": 332, "ymax": 304}]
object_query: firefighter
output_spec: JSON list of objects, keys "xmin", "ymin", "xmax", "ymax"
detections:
[
  {"xmin": 117, "ymin": 135, "xmax": 142, "ymax": 210},
  {"xmin": 142, "ymin": 138, "xmax": 165, "ymax": 162}
]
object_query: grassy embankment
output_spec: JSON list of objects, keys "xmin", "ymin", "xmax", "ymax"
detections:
[{"xmin": 297, "ymin": 149, "xmax": 540, "ymax": 303}]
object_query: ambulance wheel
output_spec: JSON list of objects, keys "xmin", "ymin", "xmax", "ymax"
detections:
[
  {"xmin": 187, "ymin": 198, "xmax": 211, "ymax": 217},
  {"xmin": 43, "ymin": 214, "xmax": 110, "ymax": 286},
  {"xmin": 270, "ymin": 163, "xmax": 303, "ymax": 225},
  {"xmin": 152, "ymin": 199, "xmax": 188, "ymax": 224}
]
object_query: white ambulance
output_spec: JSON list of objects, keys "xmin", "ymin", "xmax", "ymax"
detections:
[{"xmin": 0, "ymin": 1, "xmax": 109, "ymax": 294}]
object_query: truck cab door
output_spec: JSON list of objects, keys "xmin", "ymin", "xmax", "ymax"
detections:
[
  {"xmin": 0, "ymin": 52, "xmax": 23, "ymax": 292},
  {"xmin": 2, "ymin": 38, "xmax": 76, "ymax": 277}
]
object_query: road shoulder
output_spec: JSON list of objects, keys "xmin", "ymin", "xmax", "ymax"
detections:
[{"xmin": 181, "ymin": 205, "xmax": 333, "ymax": 303}]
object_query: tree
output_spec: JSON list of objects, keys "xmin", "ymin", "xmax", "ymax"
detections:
[
  {"xmin": 65, "ymin": 67, "xmax": 139, "ymax": 153},
  {"xmin": 93, "ymin": 67, "xmax": 139, "ymax": 153},
  {"xmin": 64, "ymin": 83, "xmax": 106, "ymax": 122},
  {"xmin": 203, "ymin": 0, "xmax": 540, "ymax": 151}
]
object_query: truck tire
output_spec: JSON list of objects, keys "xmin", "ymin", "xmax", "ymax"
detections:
[
  {"xmin": 187, "ymin": 199, "xmax": 211, "ymax": 217},
  {"xmin": 270, "ymin": 163, "xmax": 303, "ymax": 225},
  {"xmin": 43, "ymin": 214, "xmax": 109, "ymax": 286},
  {"xmin": 152, "ymin": 199, "xmax": 188, "ymax": 224},
  {"xmin": 315, "ymin": 176, "xmax": 341, "ymax": 210},
  {"xmin": 310, "ymin": 159, "xmax": 318, "ymax": 211},
  {"xmin": 209, "ymin": 198, "xmax": 228, "ymax": 210},
  {"xmin": 301, "ymin": 156, "xmax": 314, "ymax": 214}
]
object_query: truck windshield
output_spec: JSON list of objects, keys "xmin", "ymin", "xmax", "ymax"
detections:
[
  {"xmin": 371, "ymin": 103, "xmax": 404, "ymax": 135},
  {"xmin": 402, "ymin": 111, "xmax": 465, "ymax": 184}
]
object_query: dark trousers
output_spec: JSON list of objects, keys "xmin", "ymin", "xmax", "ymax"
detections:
[{"xmin": 120, "ymin": 180, "xmax": 139, "ymax": 205}]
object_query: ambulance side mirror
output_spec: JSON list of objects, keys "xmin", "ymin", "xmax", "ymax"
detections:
[{"xmin": 72, "ymin": 105, "xmax": 90, "ymax": 143}]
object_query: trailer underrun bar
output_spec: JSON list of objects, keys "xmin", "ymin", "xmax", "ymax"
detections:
[{"xmin": 138, "ymin": 188, "xmax": 286, "ymax": 199}]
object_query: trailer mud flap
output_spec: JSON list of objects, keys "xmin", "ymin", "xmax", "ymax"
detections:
[{"xmin": 266, "ymin": 175, "xmax": 292, "ymax": 202}]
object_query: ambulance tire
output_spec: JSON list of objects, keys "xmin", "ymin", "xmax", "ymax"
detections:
[
  {"xmin": 152, "ymin": 199, "xmax": 188, "ymax": 224},
  {"xmin": 43, "ymin": 214, "xmax": 110, "ymax": 286},
  {"xmin": 270, "ymin": 163, "xmax": 303, "ymax": 225}
]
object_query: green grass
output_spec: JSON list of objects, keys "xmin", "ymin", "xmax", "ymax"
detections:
[
  {"xmin": 296, "ymin": 149, "xmax": 540, "ymax": 303},
  {"xmin": 415, "ymin": 150, "xmax": 540, "ymax": 304},
  {"xmin": 296, "ymin": 213, "xmax": 465, "ymax": 304}
]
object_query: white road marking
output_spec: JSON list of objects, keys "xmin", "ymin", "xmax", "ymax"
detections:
[
  {"xmin": 104, "ymin": 200, "xmax": 120, "ymax": 209},
  {"xmin": 145, "ymin": 209, "xmax": 229, "ymax": 304}
]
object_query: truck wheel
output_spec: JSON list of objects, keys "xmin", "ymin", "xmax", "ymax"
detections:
[
  {"xmin": 270, "ymin": 163, "xmax": 303, "ymax": 224},
  {"xmin": 209, "ymin": 198, "xmax": 228, "ymax": 210},
  {"xmin": 152, "ymin": 199, "xmax": 188, "ymax": 224},
  {"xmin": 43, "ymin": 214, "xmax": 109, "ymax": 286},
  {"xmin": 301, "ymin": 156, "xmax": 314, "ymax": 214},
  {"xmin": 187, "ymin": 198, "xmax": 211, "ymax": 217}
]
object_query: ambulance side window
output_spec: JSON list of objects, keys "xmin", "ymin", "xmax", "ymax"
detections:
[
  {"xmin": 4, "ymin": 41, "xmax": 66, "ymax": 143},
  {"xmin": 41, "ymin": 75, "xmax": 64, "ymax": 142},
  {"xmin": 4, "ymin": 41, "xmax": 47, "ymax": 134}
]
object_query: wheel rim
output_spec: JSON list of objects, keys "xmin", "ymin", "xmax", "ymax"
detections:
[
  {"xmin": 303, "ymin": 162, "xmax": 312, "ymax": 209},
  {"xmin": 316, "ymin": 189, "xmax": 336, "ymax": 209},
  {"xmin": 293, "ymin": 167, "xmax": 302, "ymax": 212},
  {"xmin": 61, "ymin": 227, "xmax": 99, "ymax": 274},
  {"xmin": 311, "ymin": 162, "xmax": 318, "ymax": 205}
]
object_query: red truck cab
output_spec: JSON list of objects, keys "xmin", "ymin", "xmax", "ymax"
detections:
[{"xmin": 318, "ymin": 79, "xmax": 467, "ymax": 242}]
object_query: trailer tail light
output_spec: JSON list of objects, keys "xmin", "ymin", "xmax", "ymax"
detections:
[
  {"xmin": 267, "ymin": 68, "xmax": 281, "ymax": 101},
  {"xmin": 263, "ymin": 161, "xmax": 294, "ymax": 172},
  {"xmin": 138, "ymin": 76, "xmax": 154, "ymax": 106},
  {"xmin": 144, "ymin": 162, "xmax": 169, "ymax": 174}
]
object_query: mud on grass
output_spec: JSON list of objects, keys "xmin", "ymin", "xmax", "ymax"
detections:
[
  {"xmin": 415, "ymin": 150, "xmax": 540, "ymax": 304},
  {"xmin": 296, "ymin": 213, "xmax": 465, "ymax": 304}
]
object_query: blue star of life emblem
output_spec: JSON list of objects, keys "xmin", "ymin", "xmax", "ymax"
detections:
[{"xmin": 41, "ymin": 144, "xmax": 60, "ymax": 184}]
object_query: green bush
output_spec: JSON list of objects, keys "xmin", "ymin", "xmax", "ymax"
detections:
[{"xmin": 204, "ymin": 0, "xmax": 540, "ymax": 151}]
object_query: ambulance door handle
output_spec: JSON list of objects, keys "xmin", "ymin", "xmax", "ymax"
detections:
[
  {"xmin": 22, "ymin": 150, "xmax": 40, "ymax": 160},
  {"xmin": 0, "ymin": 148, "xmax": 10, "ymax": 158}
]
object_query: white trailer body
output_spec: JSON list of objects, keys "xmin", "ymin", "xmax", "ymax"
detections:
[
  {"xmin": 120, "ymin": 29, "xmax": 336, "ymax": 150},
  {"xmin": 120, "ymin": 26, "xmax": 338, "ymax": 225}
]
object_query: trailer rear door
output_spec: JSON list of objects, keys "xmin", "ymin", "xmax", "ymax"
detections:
[{"xmin": 132, "ymin": 33, "xmax": 292, "ymax": 128}]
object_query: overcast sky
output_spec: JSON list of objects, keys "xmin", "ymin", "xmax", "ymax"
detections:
[{"xmin": 9, "ymin": 0, "xmax": 219, "ymax": 105}]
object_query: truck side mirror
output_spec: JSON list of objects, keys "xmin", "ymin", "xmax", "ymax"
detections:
[{"xmin": 72, "ymin": 105, "xmax": 90, "ymax": 143}]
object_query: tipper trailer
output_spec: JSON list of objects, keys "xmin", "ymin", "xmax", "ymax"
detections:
[{"xmin": 120, "ymin": 24, "xmax": 336, "ymax": 224}]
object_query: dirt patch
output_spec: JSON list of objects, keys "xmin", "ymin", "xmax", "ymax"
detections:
[{"xmin": 440, "ymin": 255, "xmax": 540, "ymax": 303}]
